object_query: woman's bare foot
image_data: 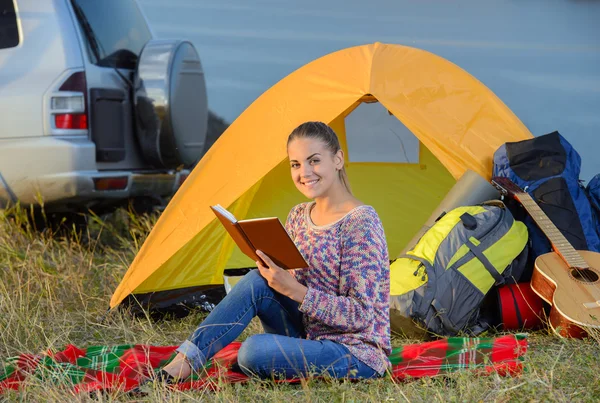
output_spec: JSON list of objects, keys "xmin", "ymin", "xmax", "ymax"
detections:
[{"xmin": 161, "ymin": 353, "xmax": 192, "ymax": 380}]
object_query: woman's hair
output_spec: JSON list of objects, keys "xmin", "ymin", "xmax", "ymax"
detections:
[{"xmin": 287, "ymin": 121, "xmax": 352, "ymax": 194}]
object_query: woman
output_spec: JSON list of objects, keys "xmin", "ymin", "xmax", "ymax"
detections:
[{"xmin": 158, "ymin": 121, "xmax": 391, "ymax": 381}]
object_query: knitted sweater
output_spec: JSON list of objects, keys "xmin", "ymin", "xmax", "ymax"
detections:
[{"xmin": 285, "ymin": 202, "xmax": 391, "ymax": 374}]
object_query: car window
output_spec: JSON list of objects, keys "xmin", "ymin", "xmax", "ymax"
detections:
[
  {"xmin": 71, "ymin": 0, "xmax": 152, "ymax": 70},
  {"xmin": 0, "ymin": 0, "xmax": 19, "ymax": 49}
]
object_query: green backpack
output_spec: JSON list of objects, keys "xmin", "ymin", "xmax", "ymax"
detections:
[{"xmin": 390, "ymin": 201, "xmax": 529, "ymax": 336}]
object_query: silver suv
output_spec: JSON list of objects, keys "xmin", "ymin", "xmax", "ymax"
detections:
[{"xmin": 0, "ymin": 0, "xmax": 209, "ymax": 217}]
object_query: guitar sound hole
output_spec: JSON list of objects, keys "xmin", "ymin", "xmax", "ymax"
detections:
[{"xmin": 570, "ymin": 268, "xmax": 599, "ymax": 283}]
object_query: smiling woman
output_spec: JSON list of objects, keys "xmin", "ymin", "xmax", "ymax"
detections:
[{"xmin": 140, "ymin": 121, "xmax": 391, "ymax": 385}]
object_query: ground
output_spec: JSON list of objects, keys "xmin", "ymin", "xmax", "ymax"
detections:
[{"xmin": 0, "ymin": 206, "xmax": 598, "ymax": 402}]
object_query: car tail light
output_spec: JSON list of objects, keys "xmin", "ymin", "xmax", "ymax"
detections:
[
  {"xmin": 55, "ymin": 113, "xmax": 88, "ymax": 129},
  {"xmin": 94, "ymin": 177, "xmax": 128, "ymax": 191},
  {"xmin": 51, "ymin": 72, "xmax": 88, "ymax": 132}
]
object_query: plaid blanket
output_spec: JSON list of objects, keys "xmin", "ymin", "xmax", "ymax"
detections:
[{"xmin": 0, "ymin": 334, "xmax": 527, "ymax": 394}]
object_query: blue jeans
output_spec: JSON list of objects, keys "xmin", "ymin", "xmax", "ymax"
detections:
[{"xmin": 177, "ymin": 270, "xmax": 379, "ymax": 380}]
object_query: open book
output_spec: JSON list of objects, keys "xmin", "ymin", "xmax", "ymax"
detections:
[{"xmin": 210, "ymin": 204, "xmax": 308, "ymax": 270}]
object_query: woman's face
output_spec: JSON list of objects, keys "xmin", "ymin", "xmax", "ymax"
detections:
[{"xmin": 288, "ymin": 137, "xmax": 343, "ymax": 200}]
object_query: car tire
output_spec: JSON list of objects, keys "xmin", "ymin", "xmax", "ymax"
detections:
[{"xmin": 133, "ymin": 39, "xmax": 208, "ymax": 169}]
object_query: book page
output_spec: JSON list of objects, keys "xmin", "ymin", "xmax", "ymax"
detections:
[
  {"xmin": 212, "ymin": 204, "xmax": 238, "ymax": 223},
  {"xmin": 240, "ymin": 217, "xmax": 277, "ymax": 222}
]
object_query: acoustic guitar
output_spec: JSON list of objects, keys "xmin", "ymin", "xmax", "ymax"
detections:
[{"xmin": 492, "ymin": 177, "xmax": 600, "ymax": 338}]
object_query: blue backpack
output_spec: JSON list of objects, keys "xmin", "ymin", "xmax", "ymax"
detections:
[
  {"xmin": 587, "ymin": 174, "xmax": 600, "ymax": 236},
  {"xmin": 493, "ymin": 131, "xmax": 600, "ymax": 265}
]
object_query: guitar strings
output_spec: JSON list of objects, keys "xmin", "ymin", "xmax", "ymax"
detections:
[{"xmin": 530, "ymin": 198, "xmax": 598, "ymax": 284}]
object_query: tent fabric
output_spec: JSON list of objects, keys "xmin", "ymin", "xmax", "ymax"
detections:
[
  {"xmin": 0, "ymin": 335, "xmax": 528, "ymax": 394},
  {"xmin": 111, "ymin": 42, "xmax": 532, "ymax": 308}
]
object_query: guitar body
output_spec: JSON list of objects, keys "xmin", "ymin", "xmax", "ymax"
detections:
[{"xmin": 531, "ymin": 250, "xmax": 600, "ymax": 338}]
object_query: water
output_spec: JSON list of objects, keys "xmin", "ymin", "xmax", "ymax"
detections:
[{"xmin": 140, "ymin": 0, "xmax": 600, "ymax": 181}]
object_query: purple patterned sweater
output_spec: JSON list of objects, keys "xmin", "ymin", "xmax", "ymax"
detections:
[{"xmin": 285, "ymin": 202, "xmax": 391, "ymax": 374}]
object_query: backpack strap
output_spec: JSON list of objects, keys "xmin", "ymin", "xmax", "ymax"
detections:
[
  {"xmin": 506, "ymin": 284, "xmax": 524, "ymax": 327},
  {"xmin": 464, "ymin": 239, "xmax": 505, "ymax": 285}
]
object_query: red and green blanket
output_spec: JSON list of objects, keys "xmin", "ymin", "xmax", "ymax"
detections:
[{"xmin": 0, "ymin": 334, "xmax": 527, "ymax": 395}]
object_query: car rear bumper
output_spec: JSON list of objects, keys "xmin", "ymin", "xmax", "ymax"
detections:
[
  {"xmin": 0, "ymin": 136, "xmax": 189, "ymax": 209},
  {"xmin": 49, "ymin": 170, "xmax": 187, "ymax": 199},
  {"xmin": 0, "ymin": 169, "xmax": 189, "ymax": 209}
]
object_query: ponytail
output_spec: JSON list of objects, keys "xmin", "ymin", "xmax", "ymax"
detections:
[{"xmin": 338, "ymin": 166, "xmax": 352, "ymax": 195}]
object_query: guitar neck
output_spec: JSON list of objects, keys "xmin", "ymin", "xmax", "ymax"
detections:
[{"xmin": 516, "ymin": 193, "xmax": 588, "ymax": 269}]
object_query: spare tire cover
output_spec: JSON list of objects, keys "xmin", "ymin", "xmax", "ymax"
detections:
[{"xmin": 134, "ymin": 39, "xmax": 208, "ymax": 169}]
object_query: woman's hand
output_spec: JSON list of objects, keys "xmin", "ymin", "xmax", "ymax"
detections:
[{"xmin": 256, "ymin": 250, "xmax": 308, "ymax": 303}]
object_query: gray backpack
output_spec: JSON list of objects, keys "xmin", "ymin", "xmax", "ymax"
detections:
[{"xmin": 389, "ymin": 201, "xmax": 529, "ymax": 336}]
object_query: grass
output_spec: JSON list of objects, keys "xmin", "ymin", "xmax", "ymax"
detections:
[{"xmin": 0, "ymin": 205, "xmax": 599, "ymax": 402}]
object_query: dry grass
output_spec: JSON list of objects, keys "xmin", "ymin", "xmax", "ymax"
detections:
[{"xmin": 0, "ymin": 206, "xmax": 599, "ymax": 402}]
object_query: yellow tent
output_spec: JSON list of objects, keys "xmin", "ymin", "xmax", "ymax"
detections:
[{"xmin": 111, "ymin": 42, "xmax": 532, "ymax": 310}]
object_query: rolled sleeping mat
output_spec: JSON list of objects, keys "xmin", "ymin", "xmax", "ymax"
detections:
[
  {"xmin": 398, "ymin": 169, "xmax": 500, "ymax": 256},
  {"xmin": 497, "ymin": 283, "xmax": 545, "ymax": 330},
  {"xmin": 480, "ymin": 282, "xmax": 545, "ymax": 330}
]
